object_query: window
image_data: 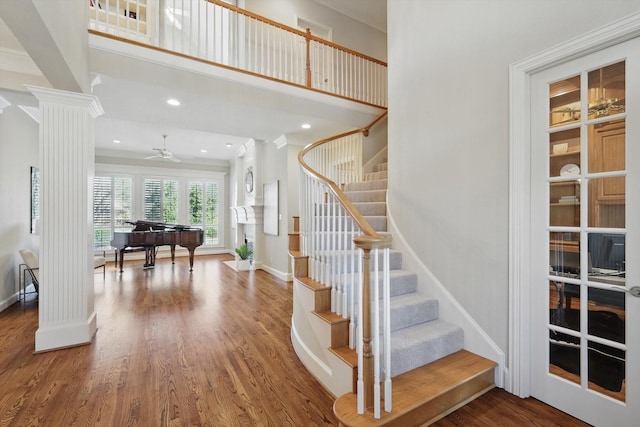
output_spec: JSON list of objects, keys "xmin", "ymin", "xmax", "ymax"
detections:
[
  {"xmin": 144, "ymin": 178, "xmax": 178, "ymax": 223},
  {"xmin": 93, "ymin": 176, "xmax": 133, "ymax": 248},
  {"xmin": 189, "ymin": 181, "xmax": 219, "ymax": 245},
  {"xmin": 94, "ymin": 167, "xmax": 224, "ymax": 248}
]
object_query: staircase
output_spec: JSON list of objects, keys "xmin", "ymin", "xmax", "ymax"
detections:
[{"xmin": 290, "ymin": 161, "xmax": 497, "ymax": 426}]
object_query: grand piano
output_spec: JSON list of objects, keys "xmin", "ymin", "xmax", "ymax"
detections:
[{"xmin": 111, "ymin": 220, "xmax": 204, "ymax": 272}]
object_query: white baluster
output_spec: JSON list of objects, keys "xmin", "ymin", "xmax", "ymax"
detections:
[
  {"xmin": 384, "ymin": 247, "xmax": 392, "ymax": 412},
  {"xmin": 373, "ymin": 248, "xmax": 381, "ymax": 419}
]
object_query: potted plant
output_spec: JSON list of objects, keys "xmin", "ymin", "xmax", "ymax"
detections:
[{"xmin": 235, "ymin": 243, "xmax": 253, "ymax": 271}]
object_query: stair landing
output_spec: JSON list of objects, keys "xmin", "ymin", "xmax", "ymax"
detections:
[{"xmin": 333, "ymin": 350, "xmax": 496, "ymax": 427}]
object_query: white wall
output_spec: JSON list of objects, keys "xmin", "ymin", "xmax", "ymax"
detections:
[
  {"xmin": 0, "ymin": 102, "xmax": 39, "ymax": 309},
  {"xmin": 245, "ymin": 0, "xmax": 387, "ymax": 61},
  {"xmin": 387, "ymin": 0, "xmax": 640, "ymax": 353},
  {"xmin": 261, "ymin": 141, "xmax": 290, "ymax": 276}
]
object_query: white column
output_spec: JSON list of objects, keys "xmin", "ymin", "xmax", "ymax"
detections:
[{"xmin": 27, "ymin": 86, "xmax": 104, "ymax": 352}]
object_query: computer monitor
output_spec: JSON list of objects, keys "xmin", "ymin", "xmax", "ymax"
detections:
[{"xmin": 590, "ymin": 233, "xmax": 625, "ymax": 271}]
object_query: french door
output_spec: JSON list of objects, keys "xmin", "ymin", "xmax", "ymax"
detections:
[{"xmin": 530, "ymin": 37, "xmax": 639, "ymax": 425}]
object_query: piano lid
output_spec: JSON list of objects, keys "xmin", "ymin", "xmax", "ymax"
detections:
[{"xmin": 126, "ymin": 220, "xmax": 200, "ymax": 231}]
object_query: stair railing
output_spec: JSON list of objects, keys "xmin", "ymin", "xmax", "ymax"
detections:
[
  {"xmin": 88, "ymin": 0, "xmax": 387, "ymax": 108},
  {"xmin": 299, "ymin": 112, "xmax": 392, "ymax": 418}
]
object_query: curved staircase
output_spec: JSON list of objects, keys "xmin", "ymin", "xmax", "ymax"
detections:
[{"xmin": 290, "ymin": 161, "xmax": 497, "ymax": 426}]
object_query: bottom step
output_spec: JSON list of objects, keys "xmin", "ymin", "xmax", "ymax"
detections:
[{"xmin": 333, "ymin": 350, "xmax": 497, "ymax": 427}]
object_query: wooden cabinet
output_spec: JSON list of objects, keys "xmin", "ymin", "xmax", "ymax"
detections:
[
  {"xmin": 588, "ymin": 120, "xmax": 626, "ymax": 228},
  {"xmin": 89, "ymin": 0, "xmax": 155, "ymax": 42}
]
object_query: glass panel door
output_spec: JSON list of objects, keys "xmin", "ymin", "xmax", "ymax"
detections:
[
  {"xmin": 547, "ymin": 61, "xmax": 626, "ymax": 402},
  {"xmin": 531, "ymin": 36, "xmax": 639, "ymax": 425}
]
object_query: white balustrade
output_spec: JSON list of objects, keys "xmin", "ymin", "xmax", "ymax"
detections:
[
  {"xmin": 299, "ymin": 120, "xmax": 392, "ymax": 418},
  {"xmin": 89, "ymin": 0, "xmax": 387, "ymax": 107}
]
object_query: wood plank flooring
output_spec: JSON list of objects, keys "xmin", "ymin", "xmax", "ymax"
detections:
[{"xmin": 0, "ymin": 254, "xmax": 588, "ymax": 426}]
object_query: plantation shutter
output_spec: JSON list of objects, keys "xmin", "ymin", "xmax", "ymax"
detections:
[
  {"xmin": 144, "ymin": 178, "xmax": 178, "ymax": 223},
  {"xmin": 93, "ymin": 176, "xmax": 112, "ymax": 247},
  {"xmin": 205, "ymin": 182, "xmax": 219, "ymax": 244}
]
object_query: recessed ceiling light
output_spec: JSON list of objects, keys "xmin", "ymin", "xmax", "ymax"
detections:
[
  {"xmin": 225, "ymin": 143, "xmax": 233, "ymax": 148},
  {"xmin": 200, "ymin": 149, "xmax": 207, "ymax": 153},
  {"xmin": 301, "ymin": 123, "xmax": 311, "ymax": 129},
  {"xmin": 167, "ymin": 98, "xmax": 181, "ymax": 106},
  {"xmin": 113, "ymin": 139, "xmax": 121, "ymax": 143}
]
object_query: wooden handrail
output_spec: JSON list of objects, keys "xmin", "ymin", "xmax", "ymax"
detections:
[
  {"xmin": 207, "ymin": 0, "xmax": 388, "ymax": 66},
  {"xmin": 298, "ymin": 111, "xmax": 390, "ymax": 246}
]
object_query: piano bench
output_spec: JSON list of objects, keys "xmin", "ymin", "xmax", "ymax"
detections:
[{"xmin": 114, "ymin": 247, "xmax": 146, "ymax": 264}]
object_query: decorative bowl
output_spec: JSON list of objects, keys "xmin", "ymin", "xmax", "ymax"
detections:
[{"xmin": 553, "ymin": 143, "xmax": 568, "ymax": 154}]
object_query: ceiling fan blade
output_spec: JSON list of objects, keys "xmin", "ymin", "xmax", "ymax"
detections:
[{"xmin": 144, "ymin": 155, "xmax": 161, "ymax": 160}]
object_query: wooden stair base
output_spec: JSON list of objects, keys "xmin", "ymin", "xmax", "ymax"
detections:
[{"xmin": 333, "ymin": 350, "xmax": 496, "ymax": 427}]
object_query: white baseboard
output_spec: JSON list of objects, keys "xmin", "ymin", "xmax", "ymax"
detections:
[
  {"xmin": 0, "ymin": 292, "xmax": 19, "ymax": 313},
  {"xmin": 260, "ymin": 264, "xmax": 292, "ymax": 282},
  {"xmin": 35, "ymin": 311, "xmax": 97, "ymax": 352}
]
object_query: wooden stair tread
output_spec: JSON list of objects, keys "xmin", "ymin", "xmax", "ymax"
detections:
[
  {"xmin": 296, "ymin": 276, "xmax": 329, "ymax": 291},
  {"xmin": 330, "ymin": 345, "xmax": 358, "ymax": 367},
  {"xmin": 289, "ymin": 250, "xmax": 306, "ymax": 258},
  {"xmin": 313, "ymin": 310, "xmax": 350, "ymax": 325},
  {"xmin": 334, "ymin": 350, "xmax": 497, "ymax": 426}
]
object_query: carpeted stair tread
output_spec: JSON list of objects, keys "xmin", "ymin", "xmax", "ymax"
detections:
[
  {"xmin": 344, "ymin": 189, "xmax": 387, "ymax": 203},
  {"xmin": 314, "ymin": 249, "xmax": 404, "ymax": 271},
  {"xmin": 352, "ymin": 201, "xmax": 386, "ymax": 216},
  {"xmin": 390, "ymin": 319, "xmax": 464, "ymax": 378},
  {"xmin": 344, "ymin": 179, "xmax": 387, "ymax": 192},
  {"xmin": 363, "ymin": 215, "xmax": 387, "ymax": 232},
  {"xmin": 337, "ymin": 269, "xmax": 418, "ymax": 298},
  {"xmin": 389, "ymin": 293, "xmax": 439, "ymax": 331},
  {"xmin": 374, "ymin": 162, "xmax": 387, "ymax": 172},
  {"xmin": 365, "ymin": 170, "xmax": 388, "ymax": 181}
]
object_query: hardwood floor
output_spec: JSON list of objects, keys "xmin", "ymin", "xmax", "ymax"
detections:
[{"xmin": 0, "ymin": 254, "xmax": 588, "ymax": 426}]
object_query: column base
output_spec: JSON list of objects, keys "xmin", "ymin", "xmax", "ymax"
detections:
[{"xmin": 35, "ymin": 311, "xmax": 97, "ymax": 353}]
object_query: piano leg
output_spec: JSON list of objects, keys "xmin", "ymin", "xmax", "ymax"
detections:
[
  {"xmin": 170, "ymin": 245, "xmax": 176, "ymax": 264},
  {"xmin": 187, "ymin": 247, "xmax": 196, "ymax": 271},
  {"xmin": 144, "ymin": 246, "xmax": 156, "ymax": 268},
  {"xmin": 118, "ymin": 249, "xmax": 125, "ymax": 272}
]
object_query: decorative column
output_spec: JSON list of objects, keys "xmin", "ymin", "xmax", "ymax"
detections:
[{"xmin": 27, "ymin": 86, "xmax": 104, "ymax": 352}]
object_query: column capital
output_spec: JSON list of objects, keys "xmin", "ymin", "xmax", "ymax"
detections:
[{"xmin": 25, "ymin": 85, "xmax": 104, "ymax": 118}]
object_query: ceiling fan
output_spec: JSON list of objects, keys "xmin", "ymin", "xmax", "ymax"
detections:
[{"xmin": 145, "ymin": 134, "xmax": 181, "ymax": 162}]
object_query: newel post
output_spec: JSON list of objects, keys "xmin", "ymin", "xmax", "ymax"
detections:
[
  {"xmin": 354, "ymin": 234, "xmax": 392, "ymax": 412},
  {"xmin": 305, "ymin": 28, "xmax": 312, "ymax": 88},
  {"xmin": 360, "ymin": 246, "xmax": 374, "ymax": 409}
]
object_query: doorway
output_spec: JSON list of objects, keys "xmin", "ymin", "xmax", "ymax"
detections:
[{"xmin": 509, "ymin": 14, "xmax": 640, "ymax": 427}]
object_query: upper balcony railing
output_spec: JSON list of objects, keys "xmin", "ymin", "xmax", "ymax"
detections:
[{"xmin": 88, "ymin": 0, "xmax": 387, "ymax": 108}]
